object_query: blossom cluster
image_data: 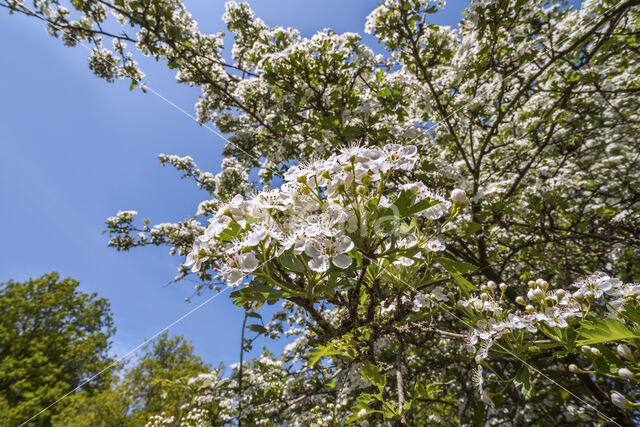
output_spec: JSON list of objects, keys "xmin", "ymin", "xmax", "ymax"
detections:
[
  {"xmin": 464, "ymin": 273, "xmax": 640, "ymax": 361},
  {"xmin": 185, "ymin": 143, "xmax": 455, "ymax": 288}
]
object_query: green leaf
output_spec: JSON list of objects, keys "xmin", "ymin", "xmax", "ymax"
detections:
[
  {"xmin": 246, "ymin": 311, "xmax": 262, "ymax": 319},
  {"xmin": 620, "ymin": 303, "xmax": 640, "ymax": 328},
  {"xmin": 218, "ymin": 222, "xmax": 243, "ymax": 241},
  {"xmin": 577, "ymin": 318, "xmax": 640, "ymax": 345},
  {"xmin": 308, "ymin": 343, "xmax": 353, "ymax": 366},
  {"xmin": 435, "ymin": 257, "xmax": 477, "ymax": 295},
  {"xmin": 247, "ymin": 324, "xmax": 267, "ymax": 334},
  {"xmin": 361, "ymin": 363, "xmax": 387, "ymax": 389},
  {"xmin": 230, "ymin": 281, "xmax": 286, "ymax": 306},
  {"xmin": 382, "ymin": 401, "xmax": 396, "ymax": 419},
  {"xmin": 392, "ymin": 190, "xmax": 416, "ymax": 217},
  {"xmin": 450, "ymin": 272, "xmax": 475, "ymax": 295},
  {"xmin": 465, "ymin": 221, "xmax": 482, "ymax": 236},
  {"xmin": 278, "ymin": 253, "xmax": 306, "ymax": 273},
  {"xmin": 407, "ymin": 198, "xmax": 440, "ymax": 216},
  {"xmin": 592, "ymin": 345, "xmax": 626, "ymax": 374},
  {"xmin": 513, "ymin": 366, "xmax": 531, "ymax": 398},
  {"xmin": 435, "ymin": 257, "xmax": 478, "ymax": 274}
]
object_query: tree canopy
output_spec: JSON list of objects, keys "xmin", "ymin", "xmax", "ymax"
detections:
[
  {"xmin": 52, "ymin": 331, "xmax": 210, "ymax": 426},
  {"xmin": 0, "ymin": 272, "xmax": 115, "ymax": 426},
  {"xmin": 4, "ymin": 0, "xmax": 640, "ymax": 425}
]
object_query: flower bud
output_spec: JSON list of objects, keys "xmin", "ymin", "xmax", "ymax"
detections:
[
  {"xmin": 568, "ymin": 364, "xmax": 578, "ymax": 373},
  {"xmin": 487, "ymin": 280, "xmax": 496, "ymax": 289},
  {"xmin": 556, "ymin": 289, "xmax": 566, "ymax": 299},
  {"xmin": 581, "ymin": 345, "xmax": 591, "ymax": 354},
  {"xmin": 499, "ymin": 283, "xmax": 508, "ymax": 292},
  {"xmin": 533, "ymin": 288, "xmax": 544, "ymax": 299},
  {"xmin": 617, "ymin": 344, "xmax": 633, "ymax": 361},
  {"xmin": 618, "ymin": 368, "xmax": 633, "ymax": 380},
  {"xmin": 591, "ymin": 347, "xmax": 601, "ymax": 356},
  {"xmin": 528, "ymin": 281, "xmax": 536, "ymax": 288},
  {"xmin": 525, "ymin": 305, "xmax": 534, "ymax": 313},
  {"xmin": 515, "ymin": 296, "xmax": 525, "ymax": 305},
  {"xmin": 611, "ymin": 391, "xmax": 630, "ymax": 409},
  {"xmin": 450, "ymin": 189, "xmax": 469, "ymax": 204}
]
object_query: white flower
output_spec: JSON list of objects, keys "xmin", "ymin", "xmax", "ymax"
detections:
[
  {"xmin": 378, "ymin": 144, "xmax": 418, "ymax": 172},
  {"xmin": 611, "ymin": 391, "xmax": 629, "ymax": 409},
  {"xmin": 221, "ymin": 253, "xmax": 259, "ymax": 287},
  {"xmin": 572, "ymin": 272, "xmax": 620, "ymax": 299},
  {"xmin": 304, "ymin": 204, "xmax": 347, "ymax": 237},
  {"xmin": 304, "ymin": 236, "xmax": 354, "ymax": 272},
  {"xmin": 617, "ymin": 344, "xmax": 633, "ymax": 361},
  {"xmin": 394, "ymin": 256, "xmax": 414, "ymax": 266},
  {"xmin": 426, "ymin": 239, "xmax": 446, "ymax": 252},
  {"xmin": 185, "ymin": 239, "xmax": 207, "ymax": 273},
  {"xmin": 618, "ymin": 368, "xmax": 633, "ymax": 380},
  {"xmin": 450, "ymin": 188, "xmax": 469, "ymax": 203},
  {"xmin": 542, "ymin": 307, "xmax": 569, "ymax": 328},
  {"xmin": 203, "ymin": 214, "xmax": 232, "ymax": 240}
]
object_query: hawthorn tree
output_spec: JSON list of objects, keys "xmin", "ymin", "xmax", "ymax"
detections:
[{"xmin": 4, "ymin": 0, "xmax": 640, "ymax": 425}]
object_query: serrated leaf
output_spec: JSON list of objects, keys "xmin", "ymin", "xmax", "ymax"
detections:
[
  {"xmin": 278, "ymin": 253, "xmax": 306, "ymax": 273},
  {"xmin": 513, "ymin": 366, "xmax": 531, "ymax": 398},
  {"xmin": 382, "ymin": 401, "xmax": 396, "ymax": 419},
  {"xmin": 392, "ymin": 190, "xmax": 416, "ymax": 217},
  {"xmin": 620, "ymin": 303, "xmax": 640, "ymax": 327},
  {"xmin": 308, "ymin": 343, "xmax": 353, "ymax": 366},
  {"xmin": 447, "ymin": 272, "xmax": 475, "ymax": 297},
  {"xmin": 361, "ymin": 363, "xmax": 387, "ymax": 389},
  {"xmin": 435, "ymin": 257, "xmax": 478, "ymax": 274},
  {"xmin": 577, "ymin": 317, "xmax": 640, "ymax": 345},
  {"xmin": 435, "ymin": 257, "xmax": 477, "ymax": 295}
]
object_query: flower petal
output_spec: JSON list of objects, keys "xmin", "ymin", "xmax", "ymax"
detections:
[
  {"xmin": 308, "ymin": 256, "xmax": 330, "ymax": 273},
  {"xmin": 334, "ymin": 236, "xmax": 354, "ymax": 253},
  {"xmin": 304, "ymin": 240, "xmax": 323, "ymax": 258},
  {"xmin": 241, "ymin": 253, "xmax": 259, "ymax": 272},
  {"xmin": 332, "ymin": 254, "xmax": 352, "ymax": 269}
]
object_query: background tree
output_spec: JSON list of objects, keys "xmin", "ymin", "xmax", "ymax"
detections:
[
  {"xmin": 0, "ymin": 272, "xmax": 115, "ymax": 426},
  {"xmin": 51, "ymin": 331, "xmax": 210, "ymax": 426},
  {"xmin": 123, "ymin": 331, "xmax": 211, "ymax": 425}
]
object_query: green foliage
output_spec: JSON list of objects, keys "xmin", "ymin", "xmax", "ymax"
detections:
[
  {"xmin": 52, "ymin": 332, "xmax": 210, "ymax": 426},
  {"xmin": 578, "ymin": 317, "xmax": 640, "ymax": 346},
  {"xmin": 50, "ymin": 387, "xmax": 131, "ymax": 427},
  {"xmin": 0, "ymin": 273, "xmax": 115, "ymax": 426},
  {"xmin": 122, "ymin": 332, "xmax": 211, "ymax": 425}
]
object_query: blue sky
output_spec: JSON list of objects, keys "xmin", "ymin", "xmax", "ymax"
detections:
[{"xmin": 0, "ymin": 1, "xmax": 467, "ymax": 368}]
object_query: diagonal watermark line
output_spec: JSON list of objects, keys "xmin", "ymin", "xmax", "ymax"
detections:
[
  {"xmin": 13, "ymin": 1, "xmax": 632, "ymax": 424},
  {"xmin": 18, "ymin": 286, "xmax": 230, "ymax": 426},
  {"xmin": 392, "ymin": 274, "xmax": 622, "ymax": 426},
  {"xmin": 142, "ymin": 85, "xmax": 262, "ymax": 163}
]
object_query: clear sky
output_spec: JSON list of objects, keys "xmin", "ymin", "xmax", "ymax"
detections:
[{"xmin": 0, "ymin": 1, "xmax": 468, "ymax": 368}]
